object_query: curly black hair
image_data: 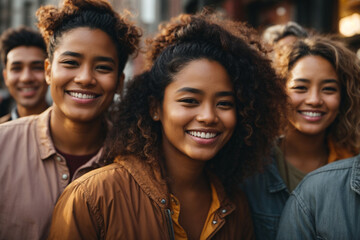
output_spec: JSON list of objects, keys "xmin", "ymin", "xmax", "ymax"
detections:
[{"xmin": 105, "ymin": 13, "xmax": 286, "ymax": 194}]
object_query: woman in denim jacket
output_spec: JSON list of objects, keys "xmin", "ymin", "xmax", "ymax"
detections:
[{"xmin": 241, "ymin": 35, "xmax": 360, "ymax": 240}]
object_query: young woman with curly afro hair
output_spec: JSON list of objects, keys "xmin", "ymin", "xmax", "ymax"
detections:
[
  {"xmin": 0, "ymin": 0, "xmax": 141, "ymax": 239},
  {"xmin": 242, "ymin": 35, "xmax": 360, "ymax": 240},
  {"xmin": 48, "ymin": 12, "xmax": 286, "ymax": 240}
]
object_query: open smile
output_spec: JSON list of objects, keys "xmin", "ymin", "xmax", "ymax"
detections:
[
  {"xmin": 187, "ymin": 130, "xmax": 219, "ymax": 139},
  {"xmin": 66, "ymin": 91, "xmax": 100, "ymax": 99}
]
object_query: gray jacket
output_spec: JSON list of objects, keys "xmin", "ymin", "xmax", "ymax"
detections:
[{"xmin": 276, "ymin": 155, "xmax": 360, "ymax": 240}]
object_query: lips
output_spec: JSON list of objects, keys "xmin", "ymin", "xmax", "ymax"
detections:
[
  {"xmin": 187, "ymin": 130, "xmax": 219, "ymax": 139},
  {"xmin": 299, "ymin": 111, "xmax": 323, "ymax": 117},
  {"xmin": 66, "ymin": 90, "xmax": 99, "ymax": 99}
]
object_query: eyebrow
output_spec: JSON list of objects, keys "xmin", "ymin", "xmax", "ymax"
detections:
[
  {"xmin": 176, "ymin": 87, "xmax": 234, "ymax": 97},
  {"xmin": 9, "ymin": 60, "xmax": 44, "ymax": 67},
  {"xmin": 293, "ymin": 78, "xmax": 339, "ymax": 84},
  {"xmin": 60, "ymin": 51, "xmax": 116, "ymax": 64}
]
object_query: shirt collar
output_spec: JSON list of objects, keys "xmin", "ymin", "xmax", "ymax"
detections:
[
  {"xmin": 351, "ymin": 155, "xmax": 360, "ymax": 195},
  {"xmin": 10, "ymin": 107, "xmax": 19, "ymax": 120}
]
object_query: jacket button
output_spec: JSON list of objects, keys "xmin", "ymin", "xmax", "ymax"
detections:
[
  {"xmin": 62, "ymin": 174, "xmax": 68, "ymax": 180},
  {"xmin": 56, "ymin": 156, "xmax": 62, "ymax": 162},
  {"xmin": 212, "ymin": 220, "xmax": 217, "ymax": 225},
  {"xmin": 221, "ymin": 209, "xmax": 227, "ymax": 214},
  {"xmin": 160, "ymin": 199, "xmax": 166, "ymax": 204}
]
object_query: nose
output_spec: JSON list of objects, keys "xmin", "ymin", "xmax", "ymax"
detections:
[
  {"xmin": 19, "ymin": 67, "xmax": 33, "ymax": 82},
  {"xmin": 196, "ymin": 103, "xmax": 219, "ymax": 124},
  {"xmin": 74, "ymin": 65, "xmax": 96, "ymax": 86},
  {"xmin": 305, "ymin": 89, "xmax": 323, "ymax": 106}
]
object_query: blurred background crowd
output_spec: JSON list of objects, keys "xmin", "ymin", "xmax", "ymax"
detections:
[{"xmin": 0, "ymin": 0, "xmax": 360, "ymax": 117}]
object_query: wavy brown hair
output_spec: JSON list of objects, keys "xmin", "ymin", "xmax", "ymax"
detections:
[
  {"xmin": 105, "ymin": 12, "xmax": 286, "ymax": 193},
  {"xmin": 275, "ymin": 35, "xmax": 360, "ymax": 153},
  {"xmin": 36, "ymin": 0, "xmax": 141, "ymax": 72}
]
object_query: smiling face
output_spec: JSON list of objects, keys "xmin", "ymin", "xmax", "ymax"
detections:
[
  {"xmin": 286, "ymin": 55, "xmax": 341, "ymax": 136},
  {"xmin": 45, "ymin": 27, "xmax": 123, "ymax": 123},
  {"xmin": 3, "ymin": 46, "xmax": 48, "ymax": 110},
  {"xmin": 155, "ymin": 59, "xmax": 236, "ymax": 163}
]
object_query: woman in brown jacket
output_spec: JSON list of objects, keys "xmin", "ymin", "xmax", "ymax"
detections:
[{"xmin": 48, "ymin": 12, "xmax": 286, "ymax": 240}]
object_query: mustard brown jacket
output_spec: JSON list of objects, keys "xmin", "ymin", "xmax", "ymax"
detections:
[{"xmin": 48, "ymin": 155, "xmax": 254, "ymax": 240}]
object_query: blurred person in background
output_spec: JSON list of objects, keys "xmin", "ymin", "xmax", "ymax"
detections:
[
  {"xmin": 0, "ymin": 26, "xmax": 49, "ymax": 123},
  {"xmin": 0, "ymin": 0, "xmax": 141, "ymax": 239},
  {"xmin": 241, "ymin": 35, "xmax": 360, "ymax": 240},
  {"xmin": 47, "ymin": 12, "xmax": 286, "ymax": 240},
  {"xmin": 276, "ymin": 36, "xmax": 360, "ymax": 240},
  {"xmin": 262, "ymin": 21, "xmax": 309, "ymax": 62}
]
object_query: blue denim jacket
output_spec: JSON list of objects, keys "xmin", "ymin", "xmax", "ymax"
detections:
[
  {"xmin": 276, "ymin": 155, "xmax": 360, "ymax": 240},
  {"xmin": 241, "ymin": 148, "xmax": 290, "ymax": 240}
]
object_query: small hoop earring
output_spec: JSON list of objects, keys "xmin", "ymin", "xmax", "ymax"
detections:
[{"xmin": 153, "ymin": 115, "xmax": 158, "ymax": 120}]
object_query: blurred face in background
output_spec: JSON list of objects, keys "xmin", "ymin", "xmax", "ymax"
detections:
[
  {"xmin": 286, "ymin": 55, "xmax": 341, "ymax": 136},
  {"xmin": 3, "ymin": 46, "xmax": 48, "ymax": 110}
]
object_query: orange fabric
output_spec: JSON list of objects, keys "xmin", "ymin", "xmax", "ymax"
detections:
[
  {"xmin": 171, "ymin": 184, "xmax": 220, "ymax": 240},
  {"xmin": 327, "ymin": 138, "xmax": 354, "ymax": 164}
]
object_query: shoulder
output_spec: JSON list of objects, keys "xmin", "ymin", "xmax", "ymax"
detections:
[
  {"xmin": 292, "ymin": 156, "xmax": 357, "ymax": 199},
  {"xmin": 0, "ymin": 113, "xmax": 11, "ymax": 124}
]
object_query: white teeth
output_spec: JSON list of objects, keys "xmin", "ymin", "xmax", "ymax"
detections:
[
  {"xmin": 68, "ymin": 92, "xmax": 96, "ymax": 99},
  {"xmin": 21, "ymin": 87, "xmax": 36, "ymax": 92},
  {"xmin": 301, "ymin": 111, "xmax": 322, "ymax": 117},
  {"xmin": 188, "ymin": 131, "xmax": 217, "ymax": 139}
]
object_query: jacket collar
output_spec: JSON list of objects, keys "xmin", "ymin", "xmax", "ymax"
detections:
[
  {"xmin": 266, "ymin": 146, "xmax": 288, "ymax": 194},
  {"xmin": 351, "ymin": 155, "xmax": 360, "ymax": 195},
  {"xmin": 36, "ymin": 107, "xmax": 57, "ymax": 160},
  {"xmin": 115, "ymin": 155, "xmax": 236, "ymax": 216}
]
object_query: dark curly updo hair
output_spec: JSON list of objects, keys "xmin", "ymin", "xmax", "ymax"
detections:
[
  {"xmin": 36, "ymin": 0, "xmax": 141, "ymax": 72},
  {"xmin": 105, "ymin": 12, "xmax": 286, "ymax": 193}
]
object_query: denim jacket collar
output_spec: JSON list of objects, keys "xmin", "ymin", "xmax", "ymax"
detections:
[
  {"xmin": 351, "ymin": 155, "xmax": 360, "ymax": 195},
  {"xmin": 266, "ymin": 159, "xmax": 288, "ymax": 193}
]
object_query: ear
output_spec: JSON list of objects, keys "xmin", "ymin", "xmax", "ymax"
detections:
[
  {"xmin": 44, "ymin": 58, "xmax": 51, "ymax": 85},
  {"xmin": 149, "ymin": 96, "xmax": 161, "ymax": 121},
  {"xmin": 116, "ymin": 72, "xmax": 125, "ymax": 94},
  {"xmin": 2, "ymin": 69, "xmax": 8, "ymax": 87}
]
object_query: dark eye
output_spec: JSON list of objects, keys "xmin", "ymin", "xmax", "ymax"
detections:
[
  {"xmin": 178, "ymin": 98, "xmax": 199, "ymax": 105},
  {"xmin": 291, "ymin": 86, "xmax": 307, "ymax": 91},
  {"xmin": 96, "ymin": 65, "xmax": 113, "ymax": 72},
  {"xmin": 61, "ymin": 60, "xmax": 78, "ymax": 67},
  {"xmin": 10, "ymin": 66, "xmax": 22, "ymax": 72},
  {"xmin": 323, "ymin": 87, "xmax": 338, "ymax": 93},
  {"xmin": 217, "ymin": 101, "xmax": 234, "ymax": 109}
]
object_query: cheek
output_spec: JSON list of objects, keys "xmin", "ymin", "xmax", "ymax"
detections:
[
  {"xmin": 327, "ymin": 94, "xmax": 341, "ymax": 112},
  {"xmin": 221, "ymin": 110, "xmax": 237, "ymax": 130}
]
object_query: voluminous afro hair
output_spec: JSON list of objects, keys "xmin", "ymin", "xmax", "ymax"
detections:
[
  {"xmin": 105, "ymin": 12, "xmax": 287, "ymax": 194},
  {"xmin": 36, "ymin": 0, "xmax": 141, "ymax": 72},
  {"xmin": 275, "ymin": 35, "xmax": 360, "ymax": 153}
]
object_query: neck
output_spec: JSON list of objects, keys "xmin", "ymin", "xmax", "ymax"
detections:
[
  {"xmin": 50, "ymin": 107, "xmax": 106, "ymax": 155},
  {"xmin": 164, "ymin": 152, "xmax": 209, "ymax": 196},
  {"xmin": 281, "ymin": 126, "xmax": 328, "ymax": 173},
  {"xmin": 17, "ymin": 101, "xmax": 48, "ymax": 118}
]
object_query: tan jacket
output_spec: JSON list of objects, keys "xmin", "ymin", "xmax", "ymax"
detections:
[
  {"xmin": 0, "ymin": 107, "xmax": 105, "ymax": 240},
  {"xmin": 48, "ymin": 155, "xmax": 254, "ymax": 240}
]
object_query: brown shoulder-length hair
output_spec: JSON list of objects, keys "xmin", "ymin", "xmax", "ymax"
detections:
[
  {"xmin": 275, "ymin": 35, "xmax": 360, "ymax": 153},
  {"xmin": 105, "ymin": 12, "xmax": 287, "ymax": 193}
]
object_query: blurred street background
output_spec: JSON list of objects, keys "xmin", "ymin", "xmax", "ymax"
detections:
[{"xmin": 1, "ymin": 0, "xmax": 360, "ymax": 115}]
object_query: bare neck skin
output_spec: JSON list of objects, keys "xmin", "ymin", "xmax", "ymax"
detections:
[
  {"xmin": 164, "ymin": 151, "xmax": 211, "ymax": 240},
  {"xmin": 281, "ymin": 126, "xmax": 328, "ymax": 173},
  {"xmin": 17, "ymin": 101, "xmax": 48, "ymax": 118},
  {"xmin": 50, "ymin": 108, "xmax": 106, "ymax": 156}
]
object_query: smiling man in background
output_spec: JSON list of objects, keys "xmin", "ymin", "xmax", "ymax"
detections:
[{"xmin": 0, "ymin": 26, "xmax": 48, "ymax": 123}]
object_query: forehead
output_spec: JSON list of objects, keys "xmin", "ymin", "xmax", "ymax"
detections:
[
  {"xmin": 53, "ymin": 27, "xmax": 118, "ymax": 60},
  {"xmin": 168, "ymin": 59, "xmax": 233, "ymax": 91},
  {"xmin": 289, "ymin": 55, "xmax": 338, "ymax": 81},
  {"xmin": 7, "ymin": 46, "xmax": 46, "ymax": 64}
]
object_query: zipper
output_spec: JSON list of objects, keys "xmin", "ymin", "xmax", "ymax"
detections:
[{"xmin": 165, "ymin": 208, "xmax": 175, "ymax": 240}]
